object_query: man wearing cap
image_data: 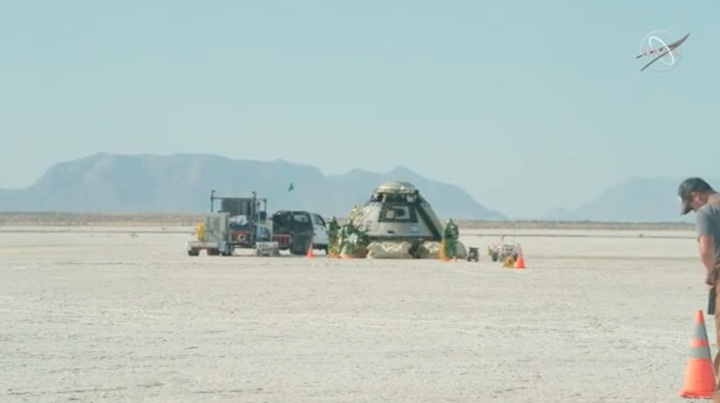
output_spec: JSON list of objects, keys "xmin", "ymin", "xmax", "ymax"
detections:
[{"xmin": 679, "ymin": 177, "xmax": 720, "ymax": 398}]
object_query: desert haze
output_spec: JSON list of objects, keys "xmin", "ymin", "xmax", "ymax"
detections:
[
  {"xmin": 0, "ymin": 211, "xmax": 696, "ymax": 232},
  {"xmin": 0, "ymin": 152, "xmax": 705, "ymax": 222},
  {"xmin": 0, "ymin": 220, "xmax": 709, "ymax": 402}
]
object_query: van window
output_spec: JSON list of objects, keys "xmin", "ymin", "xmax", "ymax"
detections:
[
  {"xmin": 312, "ymin": 214, "xmax": 326, "ymax": 226},
  {"xmin": 292, "ymin": 213, "xmax": 310, "ymax": 223}
]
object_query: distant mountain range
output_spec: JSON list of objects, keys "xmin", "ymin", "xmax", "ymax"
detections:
[
  {"xmin": 0, "ymin": 153, "xmax": 506, "ymax": 220},
  {"xmin": 543, "ymin": 176, "xmax": 698, "ymax": 223},
  {"xmin": 0, "ymin": 153, "xmax": 704, "ymax": 223}
]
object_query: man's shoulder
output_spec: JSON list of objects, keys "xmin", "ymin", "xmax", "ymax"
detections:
[
  {"xmin": 697, "ymin": 205, "xmax": 715, "ymax": 222},
  {"xmin": 696, "ymin": 198, "xmax": 720, "ymax": 232},
  {"xmin": 701, "ymin": 195, "xmax": 720, "ymax": 213}
]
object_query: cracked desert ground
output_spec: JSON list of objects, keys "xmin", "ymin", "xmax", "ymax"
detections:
[{"xmin": 0, "ymin": 226, "xmax": 713, "ymax": 402}]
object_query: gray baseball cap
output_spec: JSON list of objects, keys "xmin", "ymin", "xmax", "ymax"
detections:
[{"xmin": 678, "ymin": 177, "xmax": 714, "ymax": 215}]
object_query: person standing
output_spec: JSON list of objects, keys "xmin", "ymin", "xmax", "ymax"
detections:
[
  {"xmin": 679, "ymin": 177, "xmax": 720, "ymax": 400},
  {"xmin": 441, "ymin": 218, "xmax": 459, "ymax": 261},
  {"xmin": 327, "ymin": 216, "xmax": 340, "ymax": 257}
]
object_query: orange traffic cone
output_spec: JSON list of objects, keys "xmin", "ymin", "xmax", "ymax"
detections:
[
  {"xmin": 679, "ymin": 309, "xmax": 716, "ymax": 399},
  {"xmin": 514, "ymin": 249, "xmax": 525, "ymax": 269},
  {"xmin": 306, "ymin": 243, "xmax": 314, "ymax": 258}
]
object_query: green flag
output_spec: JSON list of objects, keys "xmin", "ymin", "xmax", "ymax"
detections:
[{"xmin": 287, "ymin": 182, "xmax": 294, "ymax": 192}]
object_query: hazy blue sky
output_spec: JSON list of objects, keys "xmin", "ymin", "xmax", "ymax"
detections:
[{"xmin": 0, "ymin": 1, "xmax": 717, "ymax": 218}]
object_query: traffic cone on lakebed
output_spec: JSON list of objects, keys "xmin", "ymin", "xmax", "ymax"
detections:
[
  {"xmin": 514, "ymin": 247, "xmax": 525, "ymax": 269},
  {"xmin": 306, "ymin": 243, "xmax": 314, "ymax": 258},
  {"xmin": 679, "ymin": 309, "xmax": 716, "ymax": 399}
]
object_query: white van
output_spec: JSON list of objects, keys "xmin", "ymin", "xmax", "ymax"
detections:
[{"xmin": 309, "ymin": 213, "xmax": 329, "ymax": 253}]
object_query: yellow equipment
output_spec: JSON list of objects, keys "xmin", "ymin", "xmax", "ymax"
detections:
[{"xmin": 195, "ymin": 222, "xmax": 206, "ymax": 242}]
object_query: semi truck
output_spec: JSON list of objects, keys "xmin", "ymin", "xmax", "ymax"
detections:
[{"xmin": 185, "ymin": 190, "xmax": 314, "ymax": 257}]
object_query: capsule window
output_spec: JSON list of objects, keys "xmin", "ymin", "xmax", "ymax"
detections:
[{"xmin": 379, "ymin": 205, "xmax": 417, "ymax": 223}]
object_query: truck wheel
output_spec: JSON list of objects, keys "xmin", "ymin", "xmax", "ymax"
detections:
[
  {"xmin": 491, "ymin": 253, "xmax": 498, "ymax": 262},
  {"xmin": 188, "ymin": 249, "xmax": 199, "ymax": 256},
  {"xmin": 290, "ymin": 239, "xmax": 309, "ymax": 256},
  {"xmin": 289, "ymin": 237, "xmax": 311, "ymax": 256}
]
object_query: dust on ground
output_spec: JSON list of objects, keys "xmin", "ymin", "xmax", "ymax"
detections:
[{"xmin": 0, "ymin": 227, "xmax": 710, "ymax": 402}]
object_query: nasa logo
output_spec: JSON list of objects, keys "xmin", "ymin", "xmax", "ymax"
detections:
[{"xmin": 637, "ymin": 30, "xmax": 689, "ymax": 73}]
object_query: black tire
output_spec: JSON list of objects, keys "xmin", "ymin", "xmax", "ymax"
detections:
[
  {"xmin": 491, "ymin": 253, "xmax": 498, "ymax": 262},
  {"xmin": 188, "ymin": 249, "xmax": 199, "ymax": 256},
  {"xmin": 289, "ymin": 242, "xmax": 306, "ymax": 256},
  {"xmin": 290, "ymin": 236, "xmax": 312, "ymax": 256}
]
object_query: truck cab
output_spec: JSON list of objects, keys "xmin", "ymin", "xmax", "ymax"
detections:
[{"xmin": 217, "ymin": 195, "xmax": 268, "ymax": 248}]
